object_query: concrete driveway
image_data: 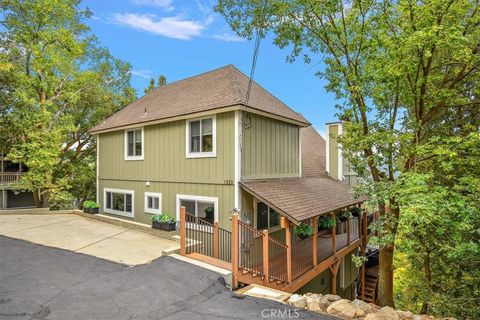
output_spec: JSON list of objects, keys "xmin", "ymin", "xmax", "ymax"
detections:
[
  {"xmin": 0, "ymin": 236, "xmax": 332, "ymax": 320},
  {"xmin": 0, "ymin": 214, "xmax": 179, "ymax": 265}
]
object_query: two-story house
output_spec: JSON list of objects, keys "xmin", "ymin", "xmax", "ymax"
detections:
[{"xmin": 91, "ymin": 65, "xmax": 374, "ymax": 301}]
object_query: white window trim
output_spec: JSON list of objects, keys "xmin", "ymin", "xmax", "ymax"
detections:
[
  {"xmin": 175, "ymin": 194, "xmax": 219, "ymax": 223},
  {"xmin": 185, "ymin": 115, "xmax": 217, "ymax": 158},
  {"xmin": 144, "ymin": 192, "xmax": 162, "ymax": 214},
  {"xmin": 124, "ymin": 127, "xmax": 144, "ymax": 161},
  {"xmin": 104, "ymin": 188, "xmax": 134, "ymax": 218}
]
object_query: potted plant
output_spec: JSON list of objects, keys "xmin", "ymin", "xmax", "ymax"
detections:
[
  {"xmin": 294, "ymin": 223, "xmax": 314, "ymax": 240},
  {"xmin": 318, "ymin": 216, "xmax": 336, "ymax": 232},
  {"xmin": 83, "ymin": 200, "xmax": 99, "ymax": 214},
  {"xmin": 350, "ymin": 206, "xmax": 362, "ymax": 218},
  {"xmin": 204, "ymin": 206, "xmax": 214, "ymax": 222},
  {"xmin": 151, "ymin": 214, "xmax": 176, "ymax": 231},
  {"xmin": 336, "ymin": 210, "xmax": 350, "ymax": 222}
]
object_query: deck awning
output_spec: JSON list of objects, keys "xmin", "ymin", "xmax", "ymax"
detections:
[{"xmin": 240, "ymin": 177, "xmax": 367, "ymax": 225}]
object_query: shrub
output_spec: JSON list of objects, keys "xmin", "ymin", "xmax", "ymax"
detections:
[
  {"xmin": 83, "ymin": 200, "xmax": 99, "ymax": 209},
  {"xmin": 151, "ymin": 214, "xmax": 176, "ymax": 223}
]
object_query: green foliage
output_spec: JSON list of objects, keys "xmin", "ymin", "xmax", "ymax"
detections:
[
  {"xmin": 318, "ymin": 216, "xmax": 336, "ymax": 231},
  {"xmin": 151, "ymin": 214, "xmax": 176, "ymax": 224},
  {"xmin": 293, "ymin": 223, "xmax": 314, "ymax": 238},
  {"xmin": 82, "ymin": 200, "xmax": 99, "ymax": 209},
  {"xmin": 336, "ymin": 210, "xmax": 351, "ymax": 222},
  {"xmin": 0, "ymin": 0, "xmax": 135, "ymax": 208},
  {"xmin": 216, "ymin": 0, "xmax": 480, "ymax": 312},
  {"xmin": 349, "ymin": 206, "xmax": 362, "ymax": 217},
  {"xmin": 351, "ymin": 254, "xmax": 368, "ymax": 268}
]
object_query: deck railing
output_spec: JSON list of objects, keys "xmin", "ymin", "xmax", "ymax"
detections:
[
  {"xmin": 268, "ymin": 237, "xmax": 288, "ymax": 283},
  {"xmin": 238, "ymin": 220, "xmax": 264, "ymax": 276},
  {"xmin": 180, "ymin": 208, "xmax": 232, "ymax": 264},
  {"xmin": 0, "ymin": 172, "xmax": 23, "ymax": 185},
  {"xmin": 292, "ymin": 235, "xmax": 314, "ymax": 280}
]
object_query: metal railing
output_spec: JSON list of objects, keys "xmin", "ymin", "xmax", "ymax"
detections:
[
  {"xmin": 238, "ymin": 220, "xmax": 264, "ymax": 276},
  {"xmin": 268, "ymin": 237, "xmax": 288, "ymax": 283},
  {"xmin": 292, "ymin": 235, "xmax": 314, "ymax": 280}
]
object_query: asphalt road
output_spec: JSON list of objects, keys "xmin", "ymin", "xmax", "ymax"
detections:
[{"xmin": 0, "ymin": 235, "xmax": 334, "ymax": 320}]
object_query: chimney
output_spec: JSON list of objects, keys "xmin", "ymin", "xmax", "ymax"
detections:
[{"xmin": 326, "ymin": 122, "xmax": 358, "ymax": 186}]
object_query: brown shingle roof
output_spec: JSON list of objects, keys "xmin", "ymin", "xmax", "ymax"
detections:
[
  {"xmin": 240, "ymin": 177, "xmax": 366, "ymax": 224},
  {"xmin": 301, "ymin": 126, "xmax": 327, "ymax": 177},
  {"xmin": 90, "ymin": 65, "xmax": 310, "ymax": 133}
]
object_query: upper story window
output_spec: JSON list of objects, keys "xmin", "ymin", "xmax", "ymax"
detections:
[
  {"xmin": 125, "ymin": 128, "xmax": 144, "ymax": 160},
  {"xmin": 186, "ymin": 116, "xmax": 216, "ymax": 158}
]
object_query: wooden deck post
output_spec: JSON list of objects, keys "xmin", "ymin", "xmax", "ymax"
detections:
[
  {"xmin": 332, "ymin": 213, "xmax": 337, "ymax": 254},
  {"xmin": 231, "ymin": 213, "xmax": 239, "ymax": 288},
  {"xmin": 262, "ymin": 230, "xmax": 269, "ymax": 285},
  {"xmin": 347, "ymin": 217, "xmax": 351, "ymax": 244},
  {"xmin": 213, "ymin": 222, "xmax": 219, "ymax": 259},
  {"xmin": 312, "ymin": 217, "xmax": 318, "ymax": 267},
  {"xmin": 285, "ymin": 221, "xmax": 292, "ymax": 284},
  {"xmin": 180, "ymin": 206, "xmax": 186, "ymax": 256},
  {"xmin": 330, "ymin": 259, "xmax": 342, "ymax": 295}
]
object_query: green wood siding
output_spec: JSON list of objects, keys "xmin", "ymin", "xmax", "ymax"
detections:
[
  {"xmin": 328, "ymin": 124, "xmax": 339, "ymax": 179},
  {"xmin": 99, "ymin": 112, "xmax": 234, "ymax": 184},
  {"xmin": 97, "ymin": 112, "xmax": 235, "ymax": 229},
  {"xmin": 242, "ymin": 113, "xmax": 300, "ymax": 179}
]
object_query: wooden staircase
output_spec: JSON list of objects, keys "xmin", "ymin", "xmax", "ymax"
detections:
[{"xmin": 361, "ymin": 265, "xmax": 379, "ymax": 303}]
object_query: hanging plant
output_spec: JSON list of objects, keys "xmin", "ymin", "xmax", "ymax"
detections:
[
  {"xmin": 336, "ymin": 210, "xmax": 351, "ymax": 222},
  {"xmin": 350, "ymin": 206, "xmax": 362, "ymax": 218},
  {"xmin": 318, "ymin": 216, "xmax": 336, "ymax": 231},
  {"xmin": 294, "ymin": 223, "xmax": 314, "ymax": 239}
]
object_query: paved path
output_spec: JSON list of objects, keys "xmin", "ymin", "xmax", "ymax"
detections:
[
  {"xmin": 0, "ymin": 236, "xmax": 333, "ymax": 320},
  {"xmin": 0, "ymin": 214, "xmax": 179, "ymax": 265}
]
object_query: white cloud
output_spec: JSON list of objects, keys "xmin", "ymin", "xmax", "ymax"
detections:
[
  {"xmin": 130, "ymin": 70, "xmax": 153, "ymax": 79},
  {"xmin": 112, "ymin": 13, "xmax": 206, "ymax": 40},
  {"xmin": 212, "ymin": 32, "xmax": 245, "ymax": 42},
  {"xmin": 132, "ymin": 0, "xmax": 174, "ymax": 11}
]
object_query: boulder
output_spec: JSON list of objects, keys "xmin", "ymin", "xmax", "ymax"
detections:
[
  {"xmin": 323, "ymin": 294, "xmax": 342, "ymax": 302},
  {"xmin": 327, "ymin": 299, "xmax": 365, "ymax": 319},
  {"xmin": 306, "ymin": 296, "xmax": 322, "ymax": 312},
  {"xmin": 396, "ymin": 310, "xmax": 414, "ymax": 319},
  {"xmin": 287, "ymin": 294, "xmax": 307, "ymax": 308},
  {"xmin": 352, "ymin": 299, "xmax": 376, "ymax": 314},
  {"xmin": 364, "ymin": 306, "xmax": 400, "ymax": 320}
]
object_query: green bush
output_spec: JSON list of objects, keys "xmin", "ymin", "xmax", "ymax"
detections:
[
  {"xmin": 151, "ymin": 214, "xmax": 176, "ymax": 223},
  {"xmin": 83, "ymin": 200, "xmax": 99, "ymax": 209}
]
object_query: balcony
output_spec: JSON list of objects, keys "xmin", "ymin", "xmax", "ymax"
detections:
[
  {"xmin": 0, "ymin": 172, "xmax": 23, "ymax": 187},
  {"xmin": 179, "ymin": 207, "xmax": 374, "ymax": 294}
]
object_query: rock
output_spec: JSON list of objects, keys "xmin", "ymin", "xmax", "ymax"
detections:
[
  {"xmin": 364, "ymin": 306, "xmax": 400, "ymax": 320},
  {"xmin": 306, "ymin": 296, "xmax": 321, "ymax": 312},
  {"xmin": 352, "ymin": 299, "xmax": 376, "ymax": 314},
  {"xmin": 287, "ymin": 294, "xmax": 307, "ymax": 308},
  {"xmin": 323, "ymin": 294, "xmax": 342, "ymax": 302},
  {"xmin": 327, "ymin": 299, "xmax": 365, "ymax": 319},
  {"xmin": 396, "ymin": 310, "xmax": 414, "ymax": 319}
]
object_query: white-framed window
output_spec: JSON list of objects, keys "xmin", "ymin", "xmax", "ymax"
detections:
[
  {"xmin": 125, "ymin": 128, "xmax": 144, "ymax": 160},
  {"xmin": 144, "ymin": 192, "xmax": 162, "ymax": 214},
  {"xmin": 255, "ymin": 201, "xmax": 280, "ymax": 231},
  {"xmin": 104, "ymin": 188, "xmax": 134, "ymax": 218},
  {"xmin": 176, "ymin": 194, "xmax": 218, "ymax": 224},
  {"xmin": 185, "ymin": 116, "xmax": 216, "ymax": 158}
]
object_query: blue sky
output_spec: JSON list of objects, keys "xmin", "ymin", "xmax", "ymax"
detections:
[{"xmin": 82, "ymin": 0, "xmax": 339, "ymax": 136}]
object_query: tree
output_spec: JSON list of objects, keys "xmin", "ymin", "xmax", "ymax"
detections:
[
  {"xmin": 215, "ymin": 0, "xmax": 480, "ymax": 310},
  {"xmin": 144, "ymin": 74, "xmax": 167, "ymax": 94},
  {"xmin": 0, "ymin": 0, "xmax": 135, "ymax": 208}
]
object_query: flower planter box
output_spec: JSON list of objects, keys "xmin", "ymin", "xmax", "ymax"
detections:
[
  {"xmin": 152, "ymin": 221, "xmax": 176, "ymax": 231},
  {"xmin": 83, "ymin": 207, "xmax": 99, "ymax": 214}
]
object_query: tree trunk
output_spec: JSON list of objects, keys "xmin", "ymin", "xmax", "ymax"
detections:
[
  {"xmin": 377, "ymin": 203, "xmax": 400, "ymax": 307},
  {"xmin": 33, "ymin": 189, "xmax": 42, "ymax": 208},
  {"xmin": 378, "ymin": 244, "xmax": 395, "ymax": 307},
  {"xmin": 420, "ymin": 251, "xmax": 431, "ymax": 314}
]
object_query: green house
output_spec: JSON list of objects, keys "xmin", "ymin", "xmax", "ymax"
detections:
[{"xmin": 91, "ymin": 65, "xmax": 374, "ymax": 301}]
